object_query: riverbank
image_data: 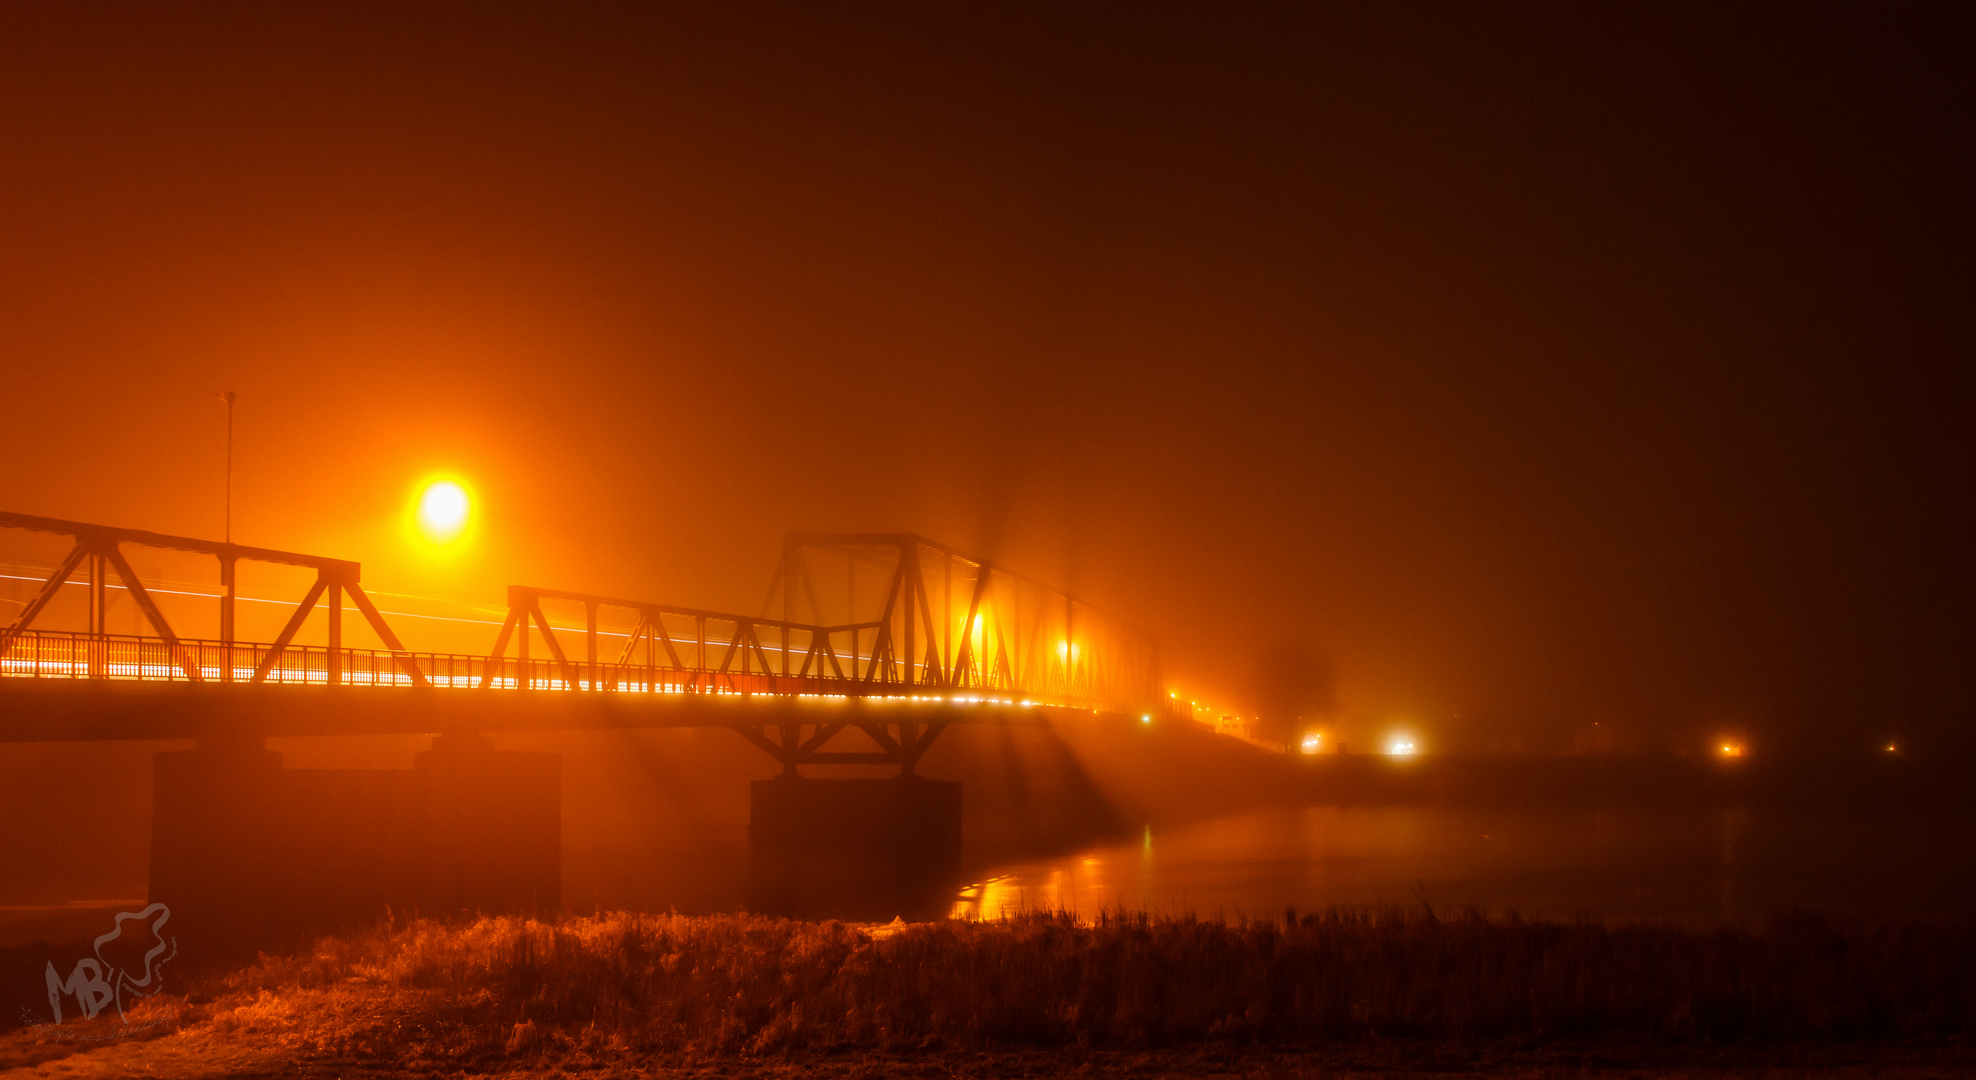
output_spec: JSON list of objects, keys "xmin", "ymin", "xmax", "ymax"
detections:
[
  {"xmin": 8, "ymin": 1034, "xmax": 1975, "ymax": 1078},
  {"xmin": 6, "ymin": 908, "xmax": 1971, "ymax": 1078}
]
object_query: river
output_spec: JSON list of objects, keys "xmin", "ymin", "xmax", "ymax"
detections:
[{"xmin": 954, "ymin": 803, "xmax": 1976, "ymax": 925}]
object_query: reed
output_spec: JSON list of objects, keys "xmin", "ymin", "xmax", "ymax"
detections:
[{"xmin": 189, "ymin": 907, "xmax": 1973, "ymax": 1065}]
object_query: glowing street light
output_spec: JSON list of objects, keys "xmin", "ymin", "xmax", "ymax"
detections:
[
  {"xmin": 414, "ymin": 479, "xmax": 472, "ymax": 546},
  {"xmin": 1386, "ymin": 737, "xmax": 1416, "ymax": 757}
]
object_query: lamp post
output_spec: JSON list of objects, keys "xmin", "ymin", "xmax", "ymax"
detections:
[
  {"xmin": 219, "ymin": 390, "xmax": 236, "ymax": 664},
  {"xmin": 221, "ymin": 390, "xmax": 236, "ymax": 543}
]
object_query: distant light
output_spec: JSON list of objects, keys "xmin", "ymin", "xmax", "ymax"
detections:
[
  {"xmin": 1718, "ymin": 743, "xmax": 1745, "ymax": 758},
  {"xmin": 1885, "ymin": 743, "xmax": 1899, "ymax": 753},
  {"xmin": 1140, "ymin": 713, "xmax": 1152, "ymax": 724},
  {"xmin": 415, "ymin": 480, "xmax": 472, "ymax": 545},
  {"xmin": 1300, "ymin": 733, "xmax": 1322, "ymax": 754},
  {"xmin": 1387, "ymin": 738, "xmax": 1416, "ymax": 757}
]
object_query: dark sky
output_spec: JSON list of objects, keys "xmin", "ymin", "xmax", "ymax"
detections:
[{"xmin": 2, "ymin": 4, "xmax": 1970, "ymax": 756}]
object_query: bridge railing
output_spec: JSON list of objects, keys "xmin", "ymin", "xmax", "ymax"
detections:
[{"xmin": 0, "ymin": 628, "xmax": 1051, "ymax": 701}]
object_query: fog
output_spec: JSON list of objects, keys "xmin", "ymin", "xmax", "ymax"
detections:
[{"xmin": 6, "ymin": 6, "xmax": 1971, "ymax": 757}]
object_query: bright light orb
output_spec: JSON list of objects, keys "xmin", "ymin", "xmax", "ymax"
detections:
[
  {"xmin": 1300, "ymin": 733, "xmax": 1322, "ymax": 754},
  {"xmin": 1387, "ymin": 738, "xmax": 1416, "ymax": 757},
  {"xmin": 415, "ymin": 480, "xmax": 472, "ymax": 545}
]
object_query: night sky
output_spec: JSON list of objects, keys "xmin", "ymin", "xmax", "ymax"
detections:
[{"xmin": 3, "ymin": 4, "xmax": 1970, "ymax": 757}]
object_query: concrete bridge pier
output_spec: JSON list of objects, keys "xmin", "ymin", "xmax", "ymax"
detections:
[
  {"xmin": 148, "ymin": 731, "xmax": 559, "ymax": 965},
  {"xmin": 150, "ymin": 737, "xmax": 314, "ymax": 966},
  {"xmin": 412, "ymin": 733, "xmax": 561, "ymax": 918},
  {"xmin": 746, "ymin": 775, "xmax": 962, "ymax": 922}
]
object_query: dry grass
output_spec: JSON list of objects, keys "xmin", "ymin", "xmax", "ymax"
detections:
[{"xmin": 141, "ymin": 906, "xmax": 1970, "ymax": 1073}]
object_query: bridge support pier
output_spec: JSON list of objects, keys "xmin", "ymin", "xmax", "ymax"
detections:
[
  {"xmin": 150, "ymin": 738, "xmax": 421, "ymax": 966},
  {"xmin": 412, "ymin": 734, "xmax": 561, "ymax": 918},
  {"xmin": 746, "ymin": 776, "xmax": 961, "ymax": 922},
  {"xmin": 148, "ymin": 734, "xmax": 559, "ymax": 965}
]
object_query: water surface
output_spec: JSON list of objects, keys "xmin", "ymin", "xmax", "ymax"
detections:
[{"xmin": 955, "ymin": 805, "xmax": 1976, "ymax": 925}]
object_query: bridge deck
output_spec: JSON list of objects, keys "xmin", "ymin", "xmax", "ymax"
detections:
[
  {"xmin": 0, "ymin": 676, "xmax": 1057, "ymax": 743},
  {"xmin": 0, "ymin": 628, "xmax": 1073, "ymax": 744}
]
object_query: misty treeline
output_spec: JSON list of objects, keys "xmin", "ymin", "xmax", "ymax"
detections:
[
  {"xmin": 1244, "ymin": 644, "xmax": 1337, "ymax": 746},
  {"xmin": 183, "ymin": 908, "xmax": 1972, "ymax": 1066}
]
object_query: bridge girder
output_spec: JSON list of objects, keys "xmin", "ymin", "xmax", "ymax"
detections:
[
  {"xmin": 2, "ymin": 512, "xmax": 1178, "ymax": 770},
  {"xmin": 0, "ymin": 511, "xmax": 428, "ymax": 689},
  {"xmin": 778, "ymin": 533, "xmax": 1167, "ymax": 716},
  {"xmin": 0, "ymin": 676, "xmax": 1046, "ymax": 744}
]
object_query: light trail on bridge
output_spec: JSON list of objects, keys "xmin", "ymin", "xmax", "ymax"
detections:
[{"xmin": 0, "ymin": 568, "xmax": 745, "ymax": 646}]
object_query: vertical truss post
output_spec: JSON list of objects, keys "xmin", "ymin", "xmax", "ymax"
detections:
[
  {"xmin": 89, "ymin": 551, "xmax": 105, "ymax": 636},
  {"xmin": 220, "ymin": 554, "xmax": 236, "ymax": 682},
  {"xmin": 326, "ymin": 579, "xmax": 342, "ymax": 686},
  {"xmin": 1065, "ymin": 594, "xmax": 1075, "ymax": 697},
  {"xmin": 585, "ymin": 600, "xmax": 598, "ymax": 692},
  {"xmin": 900, "ymin": 540, "xmax": 914, "ymax": 689},
  {"xmin": 518, "ymin": 595, "xmax": 531, "ymax": 689},
  {"xmin": 87, "ymin": 550, "xmax": 106, "ymax": 678}
]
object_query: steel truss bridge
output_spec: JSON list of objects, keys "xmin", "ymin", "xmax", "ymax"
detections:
[{"xmin": 0, "ymin": 512, "xmax": 1170, "ymax": 773}]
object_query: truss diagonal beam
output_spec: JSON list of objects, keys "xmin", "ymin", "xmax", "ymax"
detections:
[
  {"xmin": 0, "ymin": 542, "xmax": 86, "ymax": 650},
  {"xmin": 252, "ymin": 577, "xmax": 329, "ymax": 683},
  {"xmin": 855, "ymin": 722, "xmax": 902, "ymax": 754},
  {"xmin": 530, "ymin": 601, "xmax": 581, "ymax": 688},
  {"xmin": 346, "ymin": 583, "xmax": 431, "ymax": 688},
  {"xmin": 950, "ymin": 566, "xmax": 992, "ymax": 687},
  {"xmin": 730, "ymin": 724, "xmax": 786, "ymax": 762},
  {"xmin": 102, "ymin": 547, "xmax": 202, "ymax": 682},
  {"xmin": 798, "ymin": 722, "xmax": 846, "ymax": 754}
]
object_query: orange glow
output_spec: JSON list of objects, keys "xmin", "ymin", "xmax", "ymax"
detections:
[
  {"xmin": 1718, "ymin": 742, "xmax": 1745, "ymax": 758},
  {"xmin": 414, "ymin": 479, "xmax": 472, "ymax": 546}
]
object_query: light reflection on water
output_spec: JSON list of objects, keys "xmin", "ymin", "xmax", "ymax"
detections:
[{"xmin": 953, "ymin": 804, "xmax": 1975, "ymax": 925}]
